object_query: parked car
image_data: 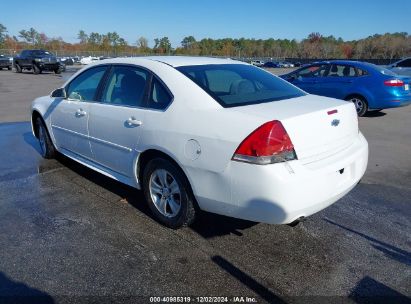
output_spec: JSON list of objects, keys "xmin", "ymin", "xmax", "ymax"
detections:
[
  {"xmin": 280, "ymin": 60, "xmax": 411, "ymax": 116},
  {"xmin": 31, "ymin": 57, "xmax": 368, "ymax": 228},
  {"xmin": 263, "ymin": 61, "xmax": 279, "ymax": 68},
  {"xmin": 386, "ymin": 57, "xmax": 411, "ymax": 77},
  {"xmin": 250, "ymin": 60, "xmax": 265, "ymax": 67},
  {"xmin": 80, "ymin": 56, "xmax": 100, "ymax": 65},
  {"xmin": 13, "ymin": 49, "xmax": 62, "ymax": 74},
  {"xmin": 283, "ymin": 62, "xmax": 295, "ymax": 68},
  {"xmin": 0, "ymin": 54, "xmax": 12, "ymax": 70}
]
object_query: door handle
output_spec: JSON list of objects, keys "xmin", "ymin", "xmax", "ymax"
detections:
[
  {"xmin": 75, "ymin": 109, "xmax": 87, "ymax": 117},
  {"xmin": 126, "ymin": 117, "xmax": 142, "ymax": 127}
]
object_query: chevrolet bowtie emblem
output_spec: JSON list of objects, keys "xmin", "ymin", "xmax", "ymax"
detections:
[{"xmin": 331, "ymin": 119, "xmax": 340, "ymax": 126}]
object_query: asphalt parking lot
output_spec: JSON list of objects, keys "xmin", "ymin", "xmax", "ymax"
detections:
[{"xmin": 0, "ymin": 68, "xmax": 410, "ymax": 304}]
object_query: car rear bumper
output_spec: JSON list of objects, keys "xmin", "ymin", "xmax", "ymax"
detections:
[
  {"xmin": 192, "ymin": 132, "xmax": 368, "ymax": 224},
  {"xmin": 374, "ymin": 95, "xmax": 411, "ymax": 109}
]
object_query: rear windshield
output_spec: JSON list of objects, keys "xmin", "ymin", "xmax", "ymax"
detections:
[
  {"xmin": 176, "ymin": 64, "xmax": 305, "ymax": 107},
  {"xmin": 372, "ymin": 64, "xmax": 397, "ymax": 76}
]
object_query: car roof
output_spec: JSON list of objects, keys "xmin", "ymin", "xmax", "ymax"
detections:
[
  {"xmin": 309, "ymin": 60, "xmax": 377, "ymax": 68},
  {"xmin": 100, "ymin": 56, "xmax": 246, "ymax": 67}
]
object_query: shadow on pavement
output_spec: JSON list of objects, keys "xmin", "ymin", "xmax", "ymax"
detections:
[
  {"xmin": 349, "ymin": 276, "xmax": 411, "ymax": 304},
  {"xmin": 324, "ymin": 219, "xmax": 411, "ymax": 266},
  {"xmin": 56, "ymin": 153, "xmax": 259, "ymax": 237},
  {"xmin": 0, "ymin": 272, "xmax": 54, "ymax": 304},
  {"xmin": 191, "ymin": 212, "xmax": 257, "ymax": 237},
  {"xmin": 363, "ymin": 110, "xmax": 386, "ymax": 118},
  {"xmin": 211, "ymin": 255, "xmax": 286, "ymax": 304}
]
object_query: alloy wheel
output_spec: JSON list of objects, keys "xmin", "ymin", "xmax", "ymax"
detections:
[
  {"xmin": 149, "ymin": 169, "xmax": 182, "ymax": 218},
  {"xmin": 351, "ymin": 97, "xmax": 364, "ymax": 114}
]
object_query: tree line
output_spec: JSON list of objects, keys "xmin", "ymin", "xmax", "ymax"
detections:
[{"xmin": 0, "ymin": 24, "xmax": 410, "ymax": 60}]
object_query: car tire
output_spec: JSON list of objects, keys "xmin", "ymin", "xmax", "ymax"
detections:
[
  {"xmin": 36, "ymin": 117, "xmax": 56, "ymax": 159},
  {"xmin": 346, "ymin": 95, "xmax": 368, "ymax": 117},
  {"xmin": 7, "ymin": 66, "xmax": 11, "ymax": 70},
  {"xmin": 142, "ymin": 158, "xmax": 197, "ymax": 229},
  {"xmin": 15, "ymin": 63, "xmax": 22, "ymax": 73},
  {"xmin": 33, "ymin": 64, "xmax": 41, "ymax": 74},
  {"xmin": 54, "ymin": 68, "xmax": 62, "ymax": 74}
]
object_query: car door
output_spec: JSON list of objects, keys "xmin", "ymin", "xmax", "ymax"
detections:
[
  {"xmin": 87, "ymin": 65, "xmax": 150, "ymax": 177},
  {"xmin": 51, "ymin": 65, "xmax": 108, "ymax": 160},
  {"xmin": 288, "ymin": 64, "xmax": 328, "ymax": 95},
  {"xmin": 318, "ymin": 64, "xmax": 356, "ymax": 99}
]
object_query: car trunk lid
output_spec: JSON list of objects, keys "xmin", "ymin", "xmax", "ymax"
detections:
[{"xmin": 229, "ymin": 95, "xmax": 358, "ymax": 163}]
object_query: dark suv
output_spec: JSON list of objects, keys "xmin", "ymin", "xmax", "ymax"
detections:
[{"xmin": 13, "ymin": 49, "xmax": 62, "ymax": 74}]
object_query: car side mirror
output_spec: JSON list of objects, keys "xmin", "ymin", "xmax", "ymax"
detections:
[{"xmin": 51, "ymin": 88, "xmax": 67, "ymax": 98}]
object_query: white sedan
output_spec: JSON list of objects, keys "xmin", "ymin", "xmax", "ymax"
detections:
[{"xmin": 31, "ymin": 56, "xmax": 368, "ymax": 228}]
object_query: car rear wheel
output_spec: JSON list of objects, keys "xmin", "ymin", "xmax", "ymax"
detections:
[
  {"xmin": 36, "ymin": 117, "xmax": 56, "ymax": 159},
  {"xmin": 142, "ymin": 158, "xmax": 196, "ymax": 229},
  {"xmin": 346, "ymin": 96, "xmax": 368, "ymax": 117},
  {"xmin": 33, "ymin": 64, "xmax": 41, "ymax": 74},
  {"xmin": 15, "ymin": 63, "xmax": 22, "ymax": 73}
]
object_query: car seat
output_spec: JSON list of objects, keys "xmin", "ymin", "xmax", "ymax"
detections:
[
  {"xmin": 329, "ymin": 65, "xmax": 339, "ymax": 77},
  {"xmin": 112, "ymin": 72, "xmax": 146, "ymax": 106},
  {"xmin": 229, "ymin": 79, "xmax": 256, "ymax": 95},
  {"xmin": 343, "ymin": 66, "xmax": 351, "ymax": 77}
]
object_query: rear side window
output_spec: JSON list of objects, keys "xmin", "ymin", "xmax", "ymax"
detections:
[
  {"xmin": 147, "ymin": 77, "xmax": 172, "ymax": 110},
  {"xmin": 177, "ymin": 64, "xmax": 305, "ymax": 108},
  {"xmin": 356, "ymin": 68, "xmax": 369, "ymax": 76},
  {"xmin": 101, "ymin": 66, "xmax": 148, "ymax": 107},
  {"xmin": 327, "ymin": 64, "xmax": 357, "ymax": 77},
  {"xmin": 66, "ymin": 66, "xmax": 107, "ymax": 101}
]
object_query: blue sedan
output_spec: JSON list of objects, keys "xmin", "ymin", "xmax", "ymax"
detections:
[{"xmin": 280, "ymin": 60, "xmax": 411, "ymax": 116}]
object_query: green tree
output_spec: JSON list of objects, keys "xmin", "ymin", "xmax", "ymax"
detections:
[
  {"xmin": 19, "ymin": 27, "xmax": 38, "ymax": 44},
  {"xmin": 77, "ymin": 30, "xmax": 88, "ymax": 44},
  {"xmin": 0, "ymin": 23, "xmax": 7, "ymax": 46},
  {"xmin": 154, "ymin": 37, "xmax": 171, "ymax": 54},
  {"xmin": 137, "ymin": 36, "xmax": 149, "ymax": 52}
]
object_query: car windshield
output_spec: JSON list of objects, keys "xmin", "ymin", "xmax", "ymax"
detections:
[
  {"xmin": 176, "ymin": 64, "xmax": 305, "ymax": 107},
  {"xmin": 33, "ymin": 50, "xmax": 51, "ymax": 56}
]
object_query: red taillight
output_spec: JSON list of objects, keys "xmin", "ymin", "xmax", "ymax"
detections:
[
  {"xmin": 232, "ymin": 120, "xmax": 297, "ymax": 165},
  {"xmin": 384, "ymin": 79, "xmax": 404, "ymax": 87}
]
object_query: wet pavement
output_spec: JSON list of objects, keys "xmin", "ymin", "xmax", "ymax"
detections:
[{"xmin": 0, "ymin": 69, "xmax": 410, "ymax": 303}]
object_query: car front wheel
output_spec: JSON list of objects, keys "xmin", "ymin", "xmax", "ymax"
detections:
[
  {"xmin": 142, "ymin": 158, "xmax": 197, "ymax": 229},
  {"xmin": 15, "ymin": 63, "xmax": 22, "ymax": 73},
  {"xmin": 347, "ymin": 96, "xmax": 368, "ymax": 117},
  {"xmin": 36, "ymin": 117, "xmax": 56, "ymax": 159},
  {"xmin": 33, "ymin": 64, "xmax": 41, "ymax": 74}
]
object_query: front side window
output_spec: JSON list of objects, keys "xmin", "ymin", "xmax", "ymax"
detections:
[
  {"xmin": 295, "ymin": 64, "xmax": 329, "ymax": 78},
  {"xmin": 66, "ymin": 66, "xmax": 107, "ymax": 101},
  {"xmin": 101, "ymin": 66, "xmax": 148, "ymax": 107},
  {"xmin": 177, "ymin": 64, "xmax": 305, "ymax": 108}
]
